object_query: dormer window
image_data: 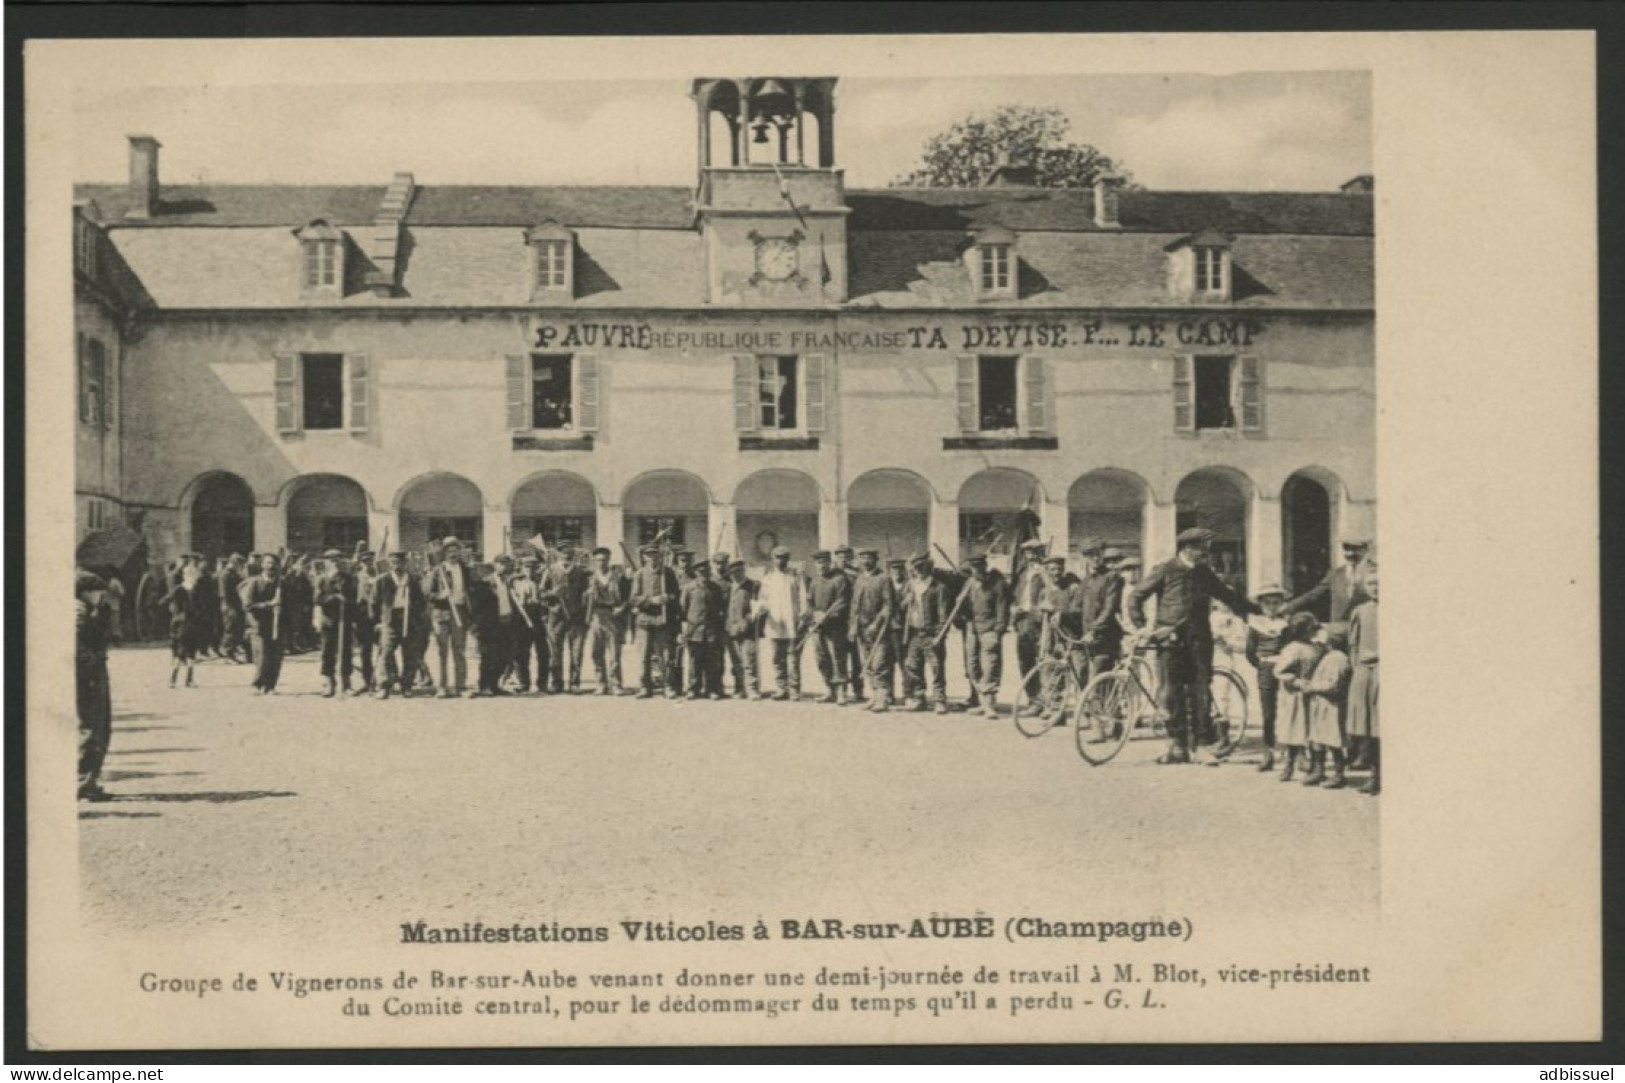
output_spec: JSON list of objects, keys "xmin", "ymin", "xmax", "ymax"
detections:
[
  {"xmin": 295, "ymin": 220, "xmax": 346, "ymax": 296},
  {"xmin": 527, "ymin": 221, "xmax": 575, "ymax": 299},
  {"xmin": 966, "ymin": 225, "xmax": 1019, "ymax": 300},
  {"xmin": 1167, "ymin": 229, "xmax": 1233, "ymax": 302}
]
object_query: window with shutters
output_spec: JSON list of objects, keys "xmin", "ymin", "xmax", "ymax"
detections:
[
  {"xmin": 301, "ymin": 354, "xmax": 346, "ymax": 430},
  {"xmin": 1178, "ymin": 354, "xmax": 1263, "ymax": 434},
  {"xmin": 757, "ymin": 355, "xmax": 799, "ymax": 430},
  {"xmin": 977, "ymin": 355, "xmax": 1020, "ymax": 432},
  {"xmin": 532, "ymin": 354, "xmax": 574, "ymax": 430}
]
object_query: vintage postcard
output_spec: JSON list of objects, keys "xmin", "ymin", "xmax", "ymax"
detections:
[{"xmin": 24, "ymin": 30, "xmax": 1598, "ymax": 1050}]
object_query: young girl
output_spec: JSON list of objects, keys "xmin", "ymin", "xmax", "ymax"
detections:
[
  {"xmin": 1303, "ymin": 623, "xmax": 1353, "ymax": 788},
  {"xmin": 1272, "ymin": 612, "xmax": 1323, "ymax": 782},
  {"xmin": 1347, "ymin": 570, "xmax": 1380, "ymax": 795},
  {"xmin": 161, "ymin": 562, "xmax": 201, "ymax": 689}
]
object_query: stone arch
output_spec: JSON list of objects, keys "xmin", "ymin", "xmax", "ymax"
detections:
[
  {"xmin": 511, "ymin": 471, "xmax": 598, "ymax": 551},
  {"xmin": 1175, "ymin": 467, "xmax": 1255, "ymax": 594},
  {"xmin": 622, "ymin": 470, "xmax": 711, "ymax": 558},
  {"xmin": 283, "ymin": 473, "xmax": 371, "ymax": 556},
  {"xmin": 847, "ymin": 469, "xmax": 933, "ymax": 561},
  {"xmin": 1281, "ymin": 466, "xmax": 1346, "ymax": 600},
  {"xmin": 1067, "ymin": 468, "xmax": 1151, "ymax": 560},
  {"xmin": 184, "ymin": 470, "xmax": 256, "ymax": 558},
  {"xmin": 396, "ymin": 472, "xmax": 484, "ymax": 555},
  {"xmin": 734, "ymin": 469, "xmax": 822, "ymax": 566}
]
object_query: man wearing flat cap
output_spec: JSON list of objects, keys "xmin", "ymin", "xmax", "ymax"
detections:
[
  {"xmin": 848, "ymin": 547, "xmax": 898, "ymax": 712},
  {"xmin": 583, "ymin": 547, "xmax": 630, "ymax": 695},
  {"xmin": 900, "ymin": 553, "xmax": 952, "ymax": 714},
  {"xmin": 426, "ymin": 537, "xmax": 473, "ymax": 697},
  {"xmin": 374, "ymin": 551, "xmax": 428, "ymax": 699},
  {"xmin": 807, "ymin": 550, "xmax": 853, "ymax": 705},
  {"xmin": 1129, "ymin": 527, "xmax": 1260, "ymax": 764},
  {"xmin": 469, "ymin": 554, "xmax": 520, "ymax": 697},
  {"xmin": 832, "ymin": 545, "xmax": 866, "ymax": 702},
  {"xmin": 1282, "ymin": 538, "xmax": 1373, "ymax": 623},
  {"xmin": 957, "ymin": 554, "xmax": 1010, "ymax": 719},
  {"xmin": 509, "ymin": 553, "xmax": 549, "ymax": 695},
  {"xmin": 723, "ymin": 559, "xmax": 762, "ymax": 700},
  {"xmin": 1010, "ymin": 539, "xmax": 1052, "ymax": 704},
  {"xmin": 314, "ymin": 548, "xmax": 359, "ymax": 698},
  {"xmin": 1076, "ymin": 539, "xmax": 1126, "ymax": 687},
  {"xmin": 348, "ymin": 547, "xmax": 379, "ymax": 695},
  {"xmin": 758, "ymin": 545, "xmax": 806, "ymax": 701},
  {"xmin": 630, "ymin": 544, "xmax": 683, "ymax": 699}
]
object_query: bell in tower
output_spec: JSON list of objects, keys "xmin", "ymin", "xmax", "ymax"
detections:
[{"xmin": 690, "ymin": 77, "xmax": 847, "ymax": 306}]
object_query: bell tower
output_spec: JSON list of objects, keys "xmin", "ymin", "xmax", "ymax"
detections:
[{"xmin": 691, "ymin": 77, "xmax": 849, "ymax": 306}]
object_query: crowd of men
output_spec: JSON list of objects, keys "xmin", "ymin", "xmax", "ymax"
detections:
[{"xmin": 78, "ymin": 526, "xmax": 1377, "ymax": 800}]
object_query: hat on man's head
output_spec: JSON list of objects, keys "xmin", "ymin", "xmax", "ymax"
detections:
[
  {"xmin": 639, "ymin": 545, "xmax": 661, "ymax": 557},
  {"xmin": 1177, "ymin": 527, "xmax": 1216, "ymax": 548},
  {"xmin": 728, "ymin": 560, "xmax": 746, "ymax": 573},
  {"xmin": 593, "ymin": 547, "xmax": 612, "ymax": 559},
  {"xmin": 359, "ymin": 550, "xmax": 376, "ymax": 560},
  {"xmin": 520, "ymin": 553, "xmax": 540, "ymax": 565},
  {"xmin": 1118, "ymin": 556, "xmax": 1143, "ymax": 569},
  {"xmin": 833, "ymin": 544, "xmax": 853, "ymax": 556},
  {"xmin": 322, "ymin": 548, "xmax": 343, "ymax": 559},
  {"xmin": 1342, "ymin": 538, "xmax": 1372, "ymax": 551},
  {"xmin": 441, "ymin": 537, "xmax": 463, "ymax": 549},
  {"xmin": 886, "ymin": 557, "xmax": 907, "ymax": 568},
  {"xmin": 812, "ymin": 549, "xmax": 832, "ymax": 561},
  {"xmin": 1043, "ymin": 554, "xmax": 1065, "ymax": 568},
  {"xmin": 1253, "ymin": 582, "xmax": 1287, "ymax": 601},
  {"xmin": 493, "ymin": 553, "xmax": 513, "ymax": 565},
  {"xmin": 857, "ymin": 547, "xmax": 880, "ymax": 558},
  {"xmin": 770, "ymin": 545, "xmax": 791, "ymax": 559},
  {"xmin": 909, "ymin": 552, "xmax": 932, "ymax": 568},
  {"xmin": 712, "ymin": 551, "xmax": 730, "ymax": 563},
  {"xmin": 1078, "ymin": 536, "xmax": 1106, "ymax": 555},
  {"xmin": 1101, "ymin": 547, "xmax": 1124, "ymax": 562},
  {"xmin": 967, "ymin": 554, "xmax": 988, "ymax": 568},
  {"xmin": 1020, "ymin": 540, "xmax": 1048, "ymax": 552}
]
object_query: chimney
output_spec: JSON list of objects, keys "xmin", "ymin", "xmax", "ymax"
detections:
[
  {"xmin": 365, "ymin": 171, "xmax": 416, "ymax": 297},
  {"xmin": 126, "ymin": 135, "xmax": 161, "ymax": 219},
  {"xmin": 982, "ymin": 151, "xmax": 1037, "ymax": 188},
  {"xmin": 1093, "ymin": 171, "xmax": 1123, "ymax": 228},
  {"xmin": 1340, "ymin": 174, "xmax": 1374, "ymax": 195}
]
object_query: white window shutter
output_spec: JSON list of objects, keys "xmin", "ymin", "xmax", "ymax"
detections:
[
  {"xmin": 804, "ymin": 353, "xmax": 828, "ymax": 433},
  {"xmin": 1173, "ymin": 354, "xmax": 1194, "ymax": 433},
  {"xmin": 956, "ymin": 355, "xmax": 979, "ymax": 433},
  {"xmin": 1022, "ymin": 355, "xmax": 1047, "ymax": 433},
  {"xmin": 347, "ymin": 353, "xmax": 370, "ymax": 433},
  {"xmin": 506, "ymin": 354, "xmax": 531, "ymax": 432},
  {"xmin": 274, "ymin": 352, "xmax": 301, "ymax": 434},
  {"xmin": 1238, "ymin": 354, "xmax": 1263, "ymax": 432},
  {"xmin": 576, "ymin": 353, "xmax": 600, "ymax": 432},
  {"xmin": 733, "ymin": 354, "xmax": 758, "ymax": 433}
]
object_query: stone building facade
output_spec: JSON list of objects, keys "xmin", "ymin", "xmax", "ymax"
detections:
[{"xmin": 73, "ymin": 76, "xmax": 1374, "ymax": 598}]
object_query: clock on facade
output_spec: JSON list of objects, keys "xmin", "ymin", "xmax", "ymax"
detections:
[{"xmin": 749, "ymin": 230, "xmax": 805, "ymax": 284}]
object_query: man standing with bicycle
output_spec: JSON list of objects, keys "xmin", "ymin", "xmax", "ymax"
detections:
[{"xmin": 1128, "ymin": 527, "xmax": 1260, "ymax": 765}]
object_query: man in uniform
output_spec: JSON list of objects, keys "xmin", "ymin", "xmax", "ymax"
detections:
[
  {"xmin": 1128, "ymin": 527, "xmax": 1260, "ymax": 765},
  {"xmin": 668, "ymin": 549, "xmax": 695, "ymax": 692},
  {"xmin": 426, "ymin": 537, "xmax": 473, "ymax": 698},
  {"xmin": 538, "ymin": 547, "xmax": 579, "ymax": 693},
  {"xmin": 958, "ymin": 554, "xmax": 1010, "ymax": 719},
  {"xmin": 509, "ymin": 553, "xmax": 548, "ymax": 694},
  {"xmin": 758, "ymin": 545, "xmax": 806, "ymax": 701},
  {"xmin": 76, "ymin": 569, "xmax": 116, "ymax": 802},
  {"xmin": 314, "ymin": 549, "xmax": 359, "ymax": 698},
  {"xmin": 240, "ymin": 553, "xmax": 285, "ymax": 695},
  {"xmin": 724, "ymin": 559, "xmax": 762, "ymax": 700},
  {"xmin": 282, "ymin": 554, "xmax": 313, "ymax": 655},
  {"xmin": 807, "ymin": 550, "xmax": 853, "ymax": 705},
  {"xmin": 848, "ymin": 547, "xmax": 898, "ymax": 712},
  {"xmin": 374, "ymin": 551, "xmax": 427, "ymax": 699},
  {"xmin": 630, "ymin": 545, "xmax": 682, "ymax": 699},
  {"xmin": 583, "ymin": 547, "xmax": 629, "ymax": 695},
  {"xmin": 1283, "ymin": 538, "xmax": 1373, "ymax": 622},
  {"xmin": 901, "ymin": 554, "xmax": 951, "ymax": 714},
  {"xmin": 679, "ymin": 560, "xmax": 727, "ymax": 699},
  {"xmin": 833, "ymin": 545, "xmax": 866, "ymax": 703}
]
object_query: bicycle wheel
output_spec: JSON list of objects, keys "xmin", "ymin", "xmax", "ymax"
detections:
[
  {"xmin": 1013, "ymin": 659, "xmax": 1072, "ymax": 738},
  {"xmin": 1209, "ymin": 667, "xmax": 1250, "ymax": 755},
  {"xmin": 1128, "ymin": 655, "xmax": 1163, "ymax": 739},
  {"xmin": 1075, "ymin": 671, "xmax": 1138, "ymax": 766}
]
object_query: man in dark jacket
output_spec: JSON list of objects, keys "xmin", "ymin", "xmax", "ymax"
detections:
[
  {"xmin": 680, "ymin": 560, "xmax": 727, "ymax": 699},
  {"xmin": 469, "ymin": 555, "xmax": 521, "ymax": 697},
  {"xmin": 833, "ymin": 544, "xmax": 866, "ymax": 702},
  {"xmin": 77, "ymin": 569, "xmax": 116, "ymax": 802},
  {"xmin": 724, "ymin": 560, "xmax": 762, "ymax": 700},
  {"xmin": 1077, "ymin": 543, "xmax": 1126, "ymax": 685},
  {"xmin": 900, "ymin": 553, "xmax": 952, "ymax": 714},
  {"xmin": 848, "ymin": 548, "xmax": 898, "ymax": 712},
  {"xmin": 957, "ymin": 554, "xmax": 1009, "ymax": 719},
  {"xmin": 240, "ymin": 554, "xmax": 285, "ymax": 694},
  {"xmin": 374, "ymin": 551, "xmax": 428, "ymax": 699},
  {"xmin": 807, "ymin": 550, "xmax": 853, "ymax": 705},
  {"xmin": 1282, "ymin": 539, "xmax": 1372, "ymax": 622},
  {"xmin": 218, "ymin": 555, "xmax": 249, "ymax": 663},
  {"xmin": 1128, "ymin": 527, "xmax": 1260, "ymax": 764},
  {"xmin": 630, "ymin": 546, "xmax": 682, "ymax": 699},
  {"xmin": 314, "ymin": 549, "xmax": 359, "ymax": 698},
  {"xmin": 583, "ymin": 547, "xmax": 630, "ymax": 695}
]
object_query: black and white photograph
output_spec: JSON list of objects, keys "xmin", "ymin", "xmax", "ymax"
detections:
[{"xmin": 24, "ymin": 28, "xmax": 1600, "ymax": 1053}]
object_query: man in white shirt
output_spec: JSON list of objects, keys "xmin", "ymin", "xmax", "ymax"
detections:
[
  {"xmin": 427, "ymin": 537, "xmax": 472, "ymax": 698},
  {"xmin": 758, "ymin": 545, "xmax": 806, "ymax": 701}
]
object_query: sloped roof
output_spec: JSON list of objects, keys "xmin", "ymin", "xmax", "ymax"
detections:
[{"xmin": 75, "ymin": 181, "xmax": 1372, "ymax": 236}]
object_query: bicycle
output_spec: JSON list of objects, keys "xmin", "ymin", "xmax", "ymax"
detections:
[
  {"xmin": 1011, "ymin": 614, "xmax": 1091, "ymax": 739},
  {"xmin": 1074, "ymin": 633, "xmax": 1251, "ymax": 767}
]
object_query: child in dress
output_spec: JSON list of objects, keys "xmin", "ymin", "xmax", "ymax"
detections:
[
  {"xmin": 1272, "ymin": 612, "xmax": 1323, "ymax": 782},
  {"xmin": 1347, "ymin": 569, "xmax": 1380, "ymax": 795},
  {"xmin": 1302, "ymin": 622, "xmax": 1353, "ymax": 788}
]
